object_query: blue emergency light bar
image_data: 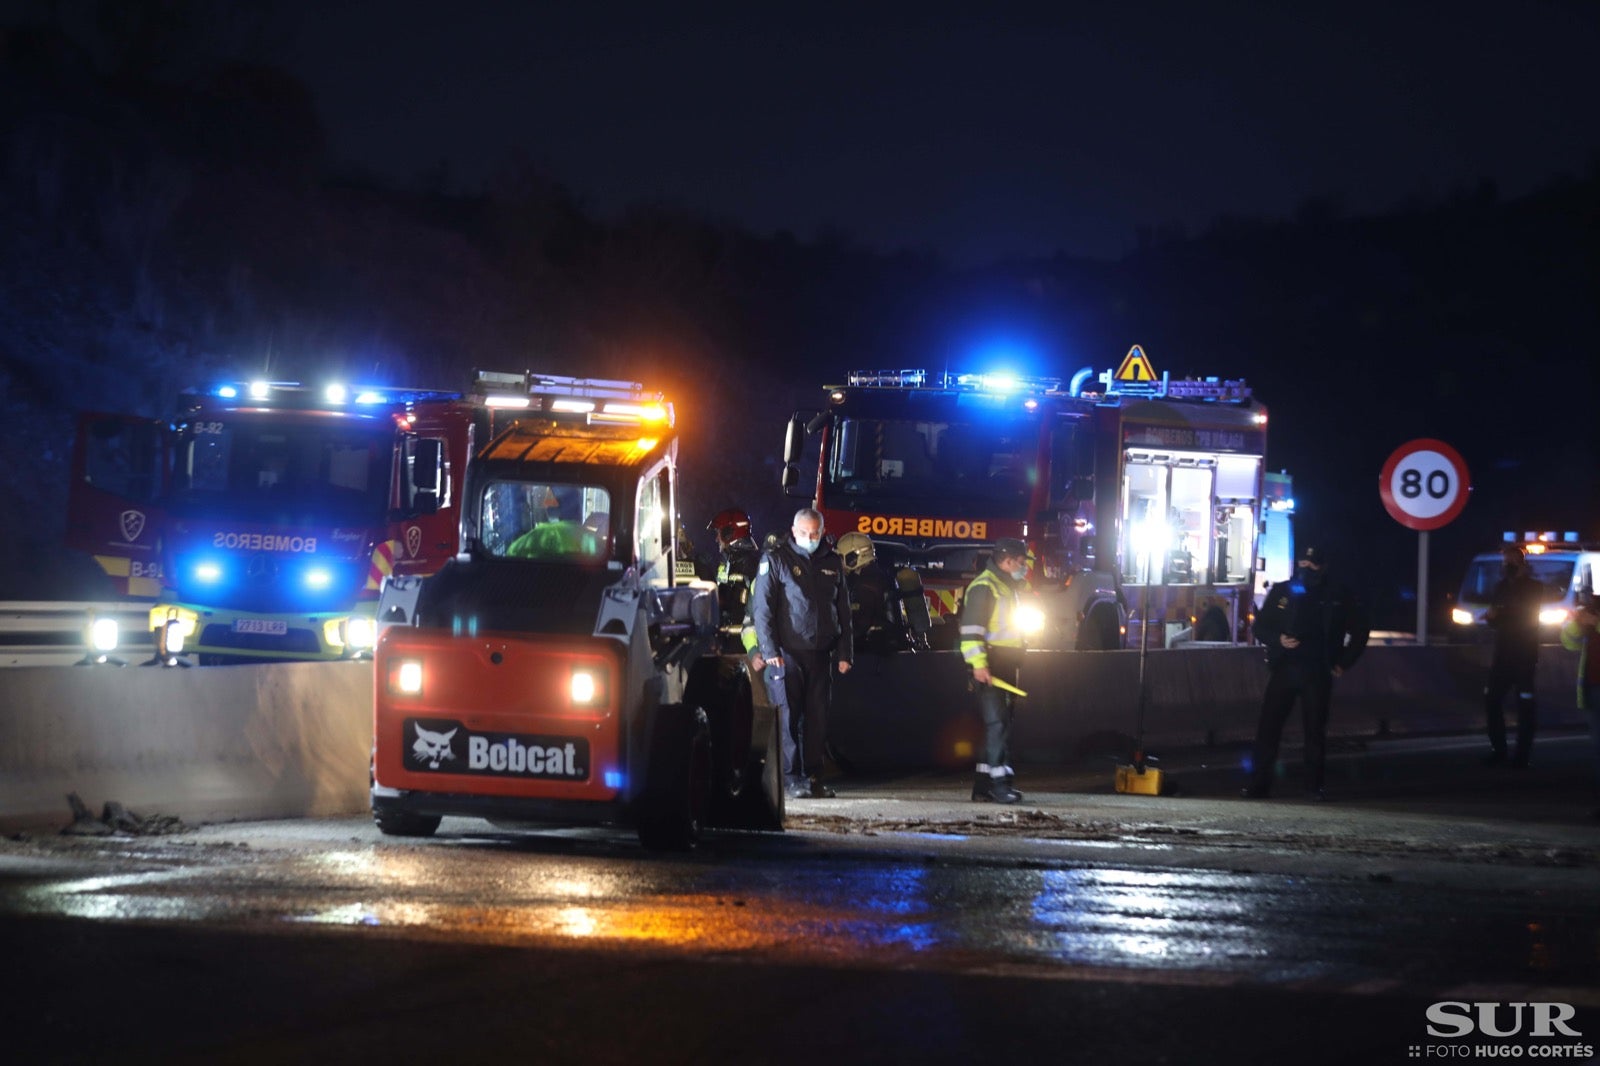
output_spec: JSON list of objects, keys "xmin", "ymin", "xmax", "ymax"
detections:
[{"xmin": 185, "ymin": 381, "xmax": 461, "ymax": 413}]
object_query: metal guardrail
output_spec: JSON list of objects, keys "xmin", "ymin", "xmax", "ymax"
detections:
[{"xmin": 0, "ymin": 601, "xmax": 156, "ymax": 668}]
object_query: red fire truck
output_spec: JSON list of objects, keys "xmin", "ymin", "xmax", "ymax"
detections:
[
  {"xmin": 780, "ymin": 346, "xmax": 1270, "ymax": 650},
  {"xmin": 67, "ymin": 374, "xmax": 518, "ymax": 662}
]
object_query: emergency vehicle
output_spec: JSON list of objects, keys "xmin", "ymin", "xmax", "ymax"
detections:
[
  {"xmin": 780, "ymin": 346, "xmax": 1270, "ymax": 650},
  {"xmin": 370, "ymin": 373, "xmax": 783, "ymax": 850},
  {"xmin": 68, "ymin": 379, "xmax": 486, "ymax": 663},
  {"xmin": 1451, "ymin": 531, "xmax": 1599, "ymax": 633}
]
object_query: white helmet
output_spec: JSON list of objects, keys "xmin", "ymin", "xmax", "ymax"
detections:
[{"xmin": 837, "ymin": 532, "xmax": 876, "ymax": 572}]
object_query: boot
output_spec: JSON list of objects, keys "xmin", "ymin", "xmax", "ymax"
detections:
[
  {"xmin": 973, "ymin": 772, "xmax": 1021, "ymax": 804},
  {"xmin": 1002, "ymin": 766, "xmax": 1024, "ymax": 802}
]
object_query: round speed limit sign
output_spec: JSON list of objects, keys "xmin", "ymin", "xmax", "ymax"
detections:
[{"xmin": 1379, "ymin": 438, "xmax": 1470, "ymax": 531}]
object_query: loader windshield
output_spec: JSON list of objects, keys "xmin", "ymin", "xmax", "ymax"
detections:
[{"xmin": 480, "ymin": 479, "xmax": 612, "ymax": 561}]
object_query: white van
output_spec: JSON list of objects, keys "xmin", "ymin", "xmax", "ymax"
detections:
[{"xmin": 1451, "ymin": 533, "xmax": 1599, "ymax": 634}]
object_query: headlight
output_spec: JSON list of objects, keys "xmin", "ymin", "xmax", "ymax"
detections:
[
  {"xmin": 1539, "ymin": 607, "xmax": 1570, "ymax": 627},
  {"xmin": 345, "ymin": 617, "xmax": 376, "ymax": 650},
  {"xmin": 391, "ymin": 660, "xmax": 423, "ymax": 695},
  {"xmin": 1013, "ymin": 604, "xmax": 1046, "ymax": 635},
  {"xmin": 570, "ymin": 669, "xmax": 600, "ymax": 705},
  {"xmin": 89, "ymin": 617, "xmax": 119, "ymax": 653},
  {"xmin": 1451, "ymin": 608, "xmax": 1474, "ymax": 626}
]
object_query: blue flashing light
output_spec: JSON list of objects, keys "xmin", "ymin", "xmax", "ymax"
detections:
[
  {"xmin": 217, "ymin": 385, "xmax": 238, "ymax": 399},
  {"xmin": 603, "ymin": 770, "xmax": 625, "ymax": 789},
  {"xmin": 354, "ymin": 390, "xmax": 387, "ymax": 405},
  {"xmin": 304, "ymin": 567, "xmax": 333, "ymax": 590},
  {"xmin": 195, "ymin": 561, "xmax": 224, "ymax": 584},
  {"xmin": 979, "ymin": 372, "xmax": 1019, "ymax": 393}
]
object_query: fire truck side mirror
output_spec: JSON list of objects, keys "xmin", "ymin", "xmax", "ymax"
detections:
[
  {"xmin": 784, "ymin": 412, "xmax": 814, "ymax": 463},
  {"xmin": 780, "ymin": 465, "xmax": 800, "ymax": 492}
]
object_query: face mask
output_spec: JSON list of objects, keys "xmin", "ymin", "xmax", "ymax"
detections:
[
  {"xmin": 1003, "ymin": 561, "xmax": 1027, "ymax": 581},
  {"xmin": 794, "ymin": 534, "xmax": 820, "ymax": 555}
]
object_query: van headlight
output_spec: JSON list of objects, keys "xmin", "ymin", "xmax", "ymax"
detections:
[
  {"xmin": 1450, "ymin": 608, "xmax": 1474, "ymax": 626},
  {"xmin": 1539, "ymin": 607, "xmax": 1570, "ymax": 627}
]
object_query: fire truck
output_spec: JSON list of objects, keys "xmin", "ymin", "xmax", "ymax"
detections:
[
  {"xmin": 780, "ymin": 346, "xmax": 1271, "ymax": 650},
  {"xmin": 68, "ymin": 377, "xmax": 502, "ymax": 663},
  {"xmin": 370, "ymin": 373, "xmax": 783, "ymax": 849}
]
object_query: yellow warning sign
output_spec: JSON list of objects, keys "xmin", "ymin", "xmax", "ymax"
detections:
[{"xmin": 1114, "ymin": 344, "xmax": 1158, "ymax": 382}]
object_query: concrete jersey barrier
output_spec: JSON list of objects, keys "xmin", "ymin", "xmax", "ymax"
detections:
[{"xmin": 0, "ymin": 645, "xmax": 1582, "ymax": 829}]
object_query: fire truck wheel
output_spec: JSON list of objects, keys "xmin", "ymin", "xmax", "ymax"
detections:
[
  {"xmin": 373, "ymin": 809, "xmax": 442, "ymax": 837},
  {"xmin": 1076, "ymin": 604, "xmax": 1122, "ymax": 652},
  {"xmin": 636, "ymin": 705, "xmax": 711, "ymax": 852}
]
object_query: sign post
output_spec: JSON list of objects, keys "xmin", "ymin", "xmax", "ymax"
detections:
[{"xmin": 1378, "ymin": 439, "xmax": 1471, "ymax": 645}]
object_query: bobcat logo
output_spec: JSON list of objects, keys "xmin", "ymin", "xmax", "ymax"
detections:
[
  {"xmin": 412, "ymin": 724, "xmax": 457, "ymax": 769},
  {"xmin": 119, "ymin": 510, "xmax": 146, "ymax": 543},
  {"xmin": 405, "ymin": 525, "xmax": 422, "ymax": 558}
]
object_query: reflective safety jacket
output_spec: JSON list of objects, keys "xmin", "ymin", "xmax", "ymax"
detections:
[
  {"xmin": 1560, "ymin": 612, "xmax": 1600, "ymax": 710},
  {"xmin": 959, "ymin": 561, "xmax": 1024, "ymax": 671}
]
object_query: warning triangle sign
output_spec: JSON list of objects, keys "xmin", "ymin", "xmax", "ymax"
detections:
[{"xmin": 1114, "ymin": 345, "xmax": 1158, "ymax": 383}]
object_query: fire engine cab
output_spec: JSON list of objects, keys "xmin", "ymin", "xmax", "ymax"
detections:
[
  {"xmin": 68, "ymin": 380, "xmax": 482, "ymax": 663},
  {"xmin": 370, "ymin": 372, "xmax": 783, "ymax": 850},
  {"xmin": 780, "ymin": 346, "xmax": 1271, "ymax": 650}
]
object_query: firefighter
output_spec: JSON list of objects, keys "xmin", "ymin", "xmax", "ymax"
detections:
[
  {"xmin": 960, "ymin": 537, "xmax": 1030, "ymax": 803},
  {"xmin": 708, "ymin": 508, "xmax": 760, "ymax": 625}
]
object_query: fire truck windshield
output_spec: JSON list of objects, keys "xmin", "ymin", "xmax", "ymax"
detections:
[
  {"xmin": 174, "ymin": 417, "xmax": 394, "ymax": 522},
  {"xmin": 825, "ymin": 415, "xmax": 1033, "ymax": 519}
]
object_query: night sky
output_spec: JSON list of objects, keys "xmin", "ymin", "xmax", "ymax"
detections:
[{"xmin": 281, "ymin": 0, "xmax": 1600, "ymax": 265}]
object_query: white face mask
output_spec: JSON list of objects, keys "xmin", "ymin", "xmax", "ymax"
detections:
[{"xmin": 794, "ymin": 534, "xmax": 820, "ymax": 554}]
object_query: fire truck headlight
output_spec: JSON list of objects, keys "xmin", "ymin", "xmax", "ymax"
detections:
[
  {"xmin": 1539, "ymin": 607, "xmax": 1570, "ymax": 627},
  {"xmin": 1450, "ymin": 607, "xmax": 1475, "ymax": 626},
  {"xmin": 89, "ymin": 617, "xmax": 119, "ymax": 653},
  {"xmin": 324, "ymin": 383, "xmax": 347, "ymax": 404},
  {"xmin": 1013, "ymin": 604, "xmax": 1046, "ymax": 635},
  {"xmin": 392, "ymin": 660, "xmax": 424, "ymax": 696},
  {"xmin": 570, "ymin": 669, "xmax": 600, "ymax": 705},
  {"xmin": 345, "ymin": 617, "xmax": 376, "ymax": 651}
]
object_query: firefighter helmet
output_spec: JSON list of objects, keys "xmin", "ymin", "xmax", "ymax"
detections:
[
  {"xmin": 837, "ymin": 531, "xmax": 875, "ymax": 572},
  {"xmin": 708, "ymin": 508, "xmax": 752, "ymax": 546}
]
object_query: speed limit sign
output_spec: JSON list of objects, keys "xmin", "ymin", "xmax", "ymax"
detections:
[{"xmin": 1379, "ymin": 438, "xmax": 1470, "ymax": 531}]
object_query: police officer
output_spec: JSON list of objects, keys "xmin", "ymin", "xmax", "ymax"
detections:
[
  {"xmin": 1243, "ymin": 542, "xmax": 1370, "ymax": 800},
  {"xmin": 752, "ymin": 508, "xmax": 853, "ymax": 799},
  {"xmin": 1482, "ymin": 544, "xmax": 1545, "ymax": 767},
  {"xmin": 960, "ymin": 537, "xmax": 1030, "ymax": 803}
]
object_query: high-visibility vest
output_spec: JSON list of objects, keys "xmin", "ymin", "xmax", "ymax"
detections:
[{"xmin": 959, "ymin": 567, "xmax": 1022, "ymax": 671}]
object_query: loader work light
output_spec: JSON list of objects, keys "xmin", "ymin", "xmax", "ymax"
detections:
[{"xmin": 393, "ymin": 660, "xmax": 423, "ymax": 695}]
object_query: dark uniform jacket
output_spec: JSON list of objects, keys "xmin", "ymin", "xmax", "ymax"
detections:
[
  {"xmin": 1487, "ymin": 571, "xmax": 1544, "ymax": 670},
  {"xmin": 1255, "ymin": 569, "xmax": 1370, "ymax": 674},
  {"xmin": 752, "ymin": 537, "xmax": 854, "ymax": 664}
]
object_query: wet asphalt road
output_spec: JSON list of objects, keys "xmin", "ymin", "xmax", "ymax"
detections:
[{"xmin": 1, "ymin": 731, "xmax": 1597, "ymax": 1064}]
